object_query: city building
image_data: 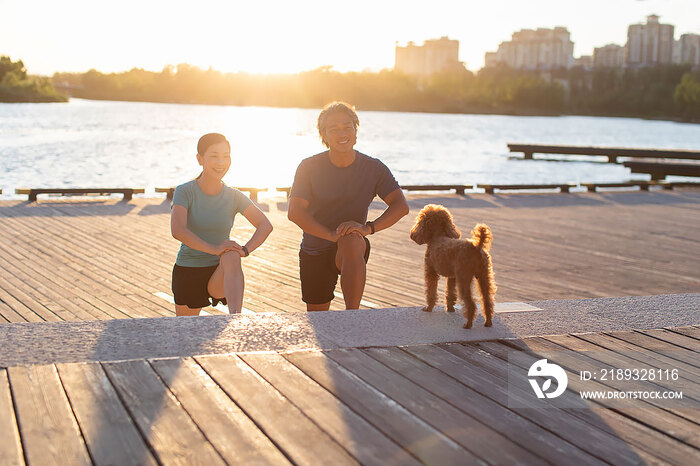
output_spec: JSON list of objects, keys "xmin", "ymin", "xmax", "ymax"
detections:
[
  {"xmin": 675, "ymin": 33, "xmax": 700, "ymax": 66},
  {"xmin": 574, "ymin": 55, "xmax": 593, "ymax": 69},
  {"xmin": 626, "ymin": 15, "xmax": 674, "ymax": 67},
  {"xmin": 484, "ymin": 27, "xmax": 574, "ymax": 70},
  {"xmin": 593, "ymin": 44, "xmax": 625, "ymax": 68},
  {"xmin": 394, "ymin": 37, "xmax": 463, "ymax": 77}
]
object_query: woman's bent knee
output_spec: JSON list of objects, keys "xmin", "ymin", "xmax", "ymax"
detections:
[{"xmin": 220, "ymin": 250, "xmax": 242, "ymax": 268}]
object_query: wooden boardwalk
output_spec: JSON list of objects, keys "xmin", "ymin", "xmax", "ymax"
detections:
[
  {"xmin": 0, "ymin": 189, "xmax": 699, "ymax": 321},
  {"xmin": 1, "ymin": 325, "xmax": 698, "ymax": 465}
]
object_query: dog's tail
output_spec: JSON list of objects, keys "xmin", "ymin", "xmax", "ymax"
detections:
[{"xmin": 472, "ymin": 223, "xmax": 492, "ymax": 251}]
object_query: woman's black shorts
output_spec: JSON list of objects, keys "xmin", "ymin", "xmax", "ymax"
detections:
[
  {"xmin": 172, "ymin": 264, "xmax": 227, "ymax": 309},
  {"xmin": 299, "ymin": 237, "xmax": 370, "ymax": 304}
]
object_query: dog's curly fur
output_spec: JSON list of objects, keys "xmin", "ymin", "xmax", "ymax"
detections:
[{"xmin": 410, "ymin": 204, "xmax": 497, "ymax": 329}]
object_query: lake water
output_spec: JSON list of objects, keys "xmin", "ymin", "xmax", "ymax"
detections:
[{"xmin": 1, "ymin": 99, "xmax": 699, "ymax": 198}]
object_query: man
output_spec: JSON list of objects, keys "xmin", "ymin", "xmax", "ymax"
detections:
[{"xmin": 288, "ymin": 101, "xmax": 409, "ymax": 311}]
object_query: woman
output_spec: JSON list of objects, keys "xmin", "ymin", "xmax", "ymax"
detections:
[{"xmin": 170, "ymin": 133, "xmax": 272, "ymax": 316}]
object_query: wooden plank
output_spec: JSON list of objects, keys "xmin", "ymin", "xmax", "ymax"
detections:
[
  {"xmin": 325, "ymin": 347, "xmax": 543, "ymax": 464},
  {"xmin": 400, "ymin": 184, "xmax": 468, "ymax": 194},
  {"xmin": 582, "ymin": 332, "xmax": 700, "ymax": 382},
  {"xmin": 455, "ymin": 341, "xmax": 700, "ymax": 464},
  {"xmin": 8, "ymin": 364, "xmax": 92, "ymax": 465},
  {"xmin": 663, "ymin": 181, "xmax": 700, "ymax": 189},
  {"xmin": 484, "ymin": 339, "xmax": 700, "ymax": 449},
  {"xmin": 477, "ymin": 183, "xmax": 574, "ymax": 194},
  {"xmin": 56, "ymin": 362, "xmax": 157, "ymax": 466},
  {"xmin": 0, "ymin": 218, "xmax": 163, "ymax": 320},
  {"xmin": 0, "ymin": 369, "xmax": 24, "ymax": 466},
  {"xmin": 284, "ymin": 350, "xmax": 485, "ymax": 465},
  {"xmin": 195, "ymin": 353, "xmax": 359, "ymax": 466},
  {"xmin": 149, "ymin": 357, "xmax": 290, "ymax": 465},
  {"xmin": 16, "ymin": 188, "xmax": 145, "ymax": 202},
  {"xmin": 239, "ymin": 352, "xmax": 419, "ymax": 466},
  {"xmin": 623, "ymin": 161, "xmax": 700, "ymax": 179},
  {"xmin": 1, "ymin": 194, "xmax": 699, "ymax": 317},
  {"xmin": 361, "ymin": 346, "xmax": 602, "ymax": 465},
  {"xmin": 403, "ymin": 343, "xmax": 661, "ymax": 465},
  {"xmin": 638, "ymin": 329, "xmax": 700, "ymax": 354},
  {"xmin": 668, "ymin": 326, "xmax": 700, "ymax": 340},
  {"xmin": 609, "ymin": 330, "xmax": 700, "ymax": 370},
  {"xmin": 543, "ymin": 334, "xmax": 700, "ymax": 421},
  {"xmin": 102, "ymin": 359, "xmax": 225, "ymax": 465},
  {"xmin": 0, "ymin": 278, "xmax": 59, "ymax": 322},
  {"xmin": 0, "ymin": 298, "xmax": 27, "ymax": 323},
  {"xmin": 582, "ymin": 181, "xmax": 650, "ymax": 192},
  {"xmin": 507, "ymin": 143, "xmax": 700, "ymax": 161}
]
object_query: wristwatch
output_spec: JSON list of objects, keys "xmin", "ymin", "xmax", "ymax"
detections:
[
  {"xmin": 242, "ymin": 245, "xmax": 250, "ymax": 257},
  {"xmin": 365, "ymin": 221, "xmax": 375, "ymax": 235}
]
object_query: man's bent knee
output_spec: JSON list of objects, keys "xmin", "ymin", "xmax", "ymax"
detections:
[{"xmin": 337, "ymin": 234, "xmax": 366, "ymax": 257}]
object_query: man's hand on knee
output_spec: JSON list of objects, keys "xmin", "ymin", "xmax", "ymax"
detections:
[{"xmin": 336, "ymin": 221, "xmax": 368, "ymax": 237}]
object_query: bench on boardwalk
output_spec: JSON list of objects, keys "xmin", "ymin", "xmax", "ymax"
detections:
[
  {"xmin": 276, "ymin": 187, "xmax": 291, "ymax": 197},
  {"xmin": 400, "ymin": 184, "xmax": 469, "ymax": 194},
  {"xmin": 157, "ymin": 187, "xmax": 266, "ymax": 202},
  {"xmin": 653, "ymin": 180, "xmax": 700, "ymax": 189},
  {"xmin": 581, "ymin": 181, "xmax": 652, "ymax": 192},
  {"xmin": 477, "ymin": 183, "xmax": 576, "ymax": 194},
  {"xmin": 622, "ymin": 161, "xmax": 700, "ymax": 180},
  {"xmin": 16, "ymin": 188, "xmax": 145, "ymax": 202},
  {"xmin": 276, "ymin": 185, "xmax": 471, "ymax": 198},
  {"xmin": 508, "ymin": 143, "xmax": 700, "ymax": 163}
]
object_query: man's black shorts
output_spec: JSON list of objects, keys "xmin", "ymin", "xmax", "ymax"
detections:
[
  {"xmin": 299, "ymin": 237, "xmax": 370, "ymax": 304},
  {"xmin": 172, "ymin": 264, "xmax": 227, "ymax": 309}
]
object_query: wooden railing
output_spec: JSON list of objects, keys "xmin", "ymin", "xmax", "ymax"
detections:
[
  {"xmin": 156, "ymin": 187, "xmax": 266, "ymax": 202},
  {"xmin": 508, "ymin": 143, "xmax": 700, "ymax": 163},
  {"xmin": 11, "ymin": 181, "xmax": 697, "ymax": 203}
]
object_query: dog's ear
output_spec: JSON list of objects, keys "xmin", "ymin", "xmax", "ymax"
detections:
[
  {"xmin": 410, "ymin": 213, "xmax": 426, "ymax": 244},
  {"xmin": 442, "ymin": 210, "xmax": 461, "ymax": 239}
]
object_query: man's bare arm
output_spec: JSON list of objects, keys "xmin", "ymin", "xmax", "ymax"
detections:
[{"xmin": 288, "ymin": 196, "xmax": 339, "ymax": 242}]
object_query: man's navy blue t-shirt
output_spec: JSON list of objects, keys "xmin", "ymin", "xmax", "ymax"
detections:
[{"xmin": 289, "ymin": 151, "xmax": 401, "ymax": 254}]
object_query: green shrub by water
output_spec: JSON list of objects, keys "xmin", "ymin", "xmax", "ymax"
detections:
[{"xmin": 0, "ymin": 56, "xmax": 67, "ymax": 103}]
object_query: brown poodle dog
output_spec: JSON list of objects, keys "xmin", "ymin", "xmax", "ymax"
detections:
[{"xmin": 410, "ymin": 204, "xmax": 496, "ymax": 329}]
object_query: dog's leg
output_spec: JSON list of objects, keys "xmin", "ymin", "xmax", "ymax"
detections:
[
  {"xmin": 423, "ymin": 262, "xmax": 439, "ymax": 312},
  {"xmin": 445, "ymin": 277, "xmax": 457, "ymax": 312},
  {"xmin": 457, "ymin": 277, "xmax": 477, "ymax": 328},
  {"xmin": 478, "ymin": 256, "xmax": 496, "ymax": 327}
]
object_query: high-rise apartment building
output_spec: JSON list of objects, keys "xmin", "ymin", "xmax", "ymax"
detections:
[
  {"xmin": 626, "ymin": 15, "xmax": 674, "ymax": 66},
  {"xmin": 574, "ymin": 55, "xmax": 593, "ymax": 69},
  {"xmin": 675, "ymin": 33, "xmax": 700, "ymax": 66},
  {"xmin": 484, "ymin": 27, "xmax": 574, "ymax": 70},
  {"xmin": 593, "ymin": 44, "xmax": 625, "ymax": 68},
  {"xmin": 395, "ymin": 37, "xmax": 462, "ymax": 77}
]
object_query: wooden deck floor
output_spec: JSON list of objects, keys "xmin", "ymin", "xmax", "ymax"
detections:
[
  {"xmin": 1, "ymin": 326, "xmax": 698, "ymax": 465},
  {"xmin": 0, "ymin": 189, "xmax": 698, "ymax": 321}
]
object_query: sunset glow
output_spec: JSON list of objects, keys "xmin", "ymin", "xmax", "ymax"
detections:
[{"xmin": 3, "ymin": 0, "xmax": 698, "ymax": 76}]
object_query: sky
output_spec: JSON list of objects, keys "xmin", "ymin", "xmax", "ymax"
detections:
[{"xmin": 2, "ymin": 0, "xmax": 699, "ymax": 76}]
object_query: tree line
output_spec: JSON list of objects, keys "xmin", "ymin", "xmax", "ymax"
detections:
[
  {"xmin": 52, "ymin": 63, "xmax": 700, "ymax": 121},
  {"xmin": 3, "ymin": 53, "xmax": 698, "ymax": 121},
  {"xmin": 0, "ymin": 56, "xmax": 67, "ymax": 102}
]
